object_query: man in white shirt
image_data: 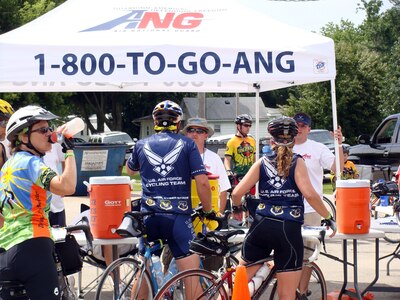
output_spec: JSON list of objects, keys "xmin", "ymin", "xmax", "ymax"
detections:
[
  {"xmin": 44, "ymin": 142, "xmax": 66, "ymax": 226},
  {"xmin": 293, "ymin": 112, "xmax": 344, "ymax": 296}
]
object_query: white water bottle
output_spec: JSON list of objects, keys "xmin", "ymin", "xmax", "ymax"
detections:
[
  {"xmin": 248, "ymin": 264, "xmax": 270, "ymax": 296},
  {"xmin": 151, "ymin": 255, "xmax": 164, "ymax": 288},
  {"xmin": 163, "ymin": 258, "xmax": 178, "ymax": 284},
  {"xmin": 50, "ymin": 117, "xmax": 85, "ymax": 143}
]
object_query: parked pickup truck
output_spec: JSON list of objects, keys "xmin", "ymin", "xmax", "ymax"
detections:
[{"xmin": 349, "ymin": 113, "xmax": 400, "ymax": 176}]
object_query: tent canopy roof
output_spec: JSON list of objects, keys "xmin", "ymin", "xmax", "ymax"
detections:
[{"xmin": 0, "ymin": 0, "xmax": 336, "ymax": 93}]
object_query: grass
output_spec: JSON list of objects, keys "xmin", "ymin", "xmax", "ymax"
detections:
[
  {"xmin": 121, "ymin": 166, "xmax": 142, "ymax": 192},
  {"xmin": 323, "ymin": 182, "xmax": 334, "ymax": 195}
]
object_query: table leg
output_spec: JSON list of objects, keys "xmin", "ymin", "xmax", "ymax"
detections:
[
  {"xmin": 339, "ymin": 239, "xmax": 348, "ymax": 299},
  {"xmin": 112, "ymin": 245, "xmax": 120, "ymax": 299},
  {"xmin": 352, "ymin": 239, "xmax": 362, "ymax": 300},
  {"xmin": 362, "ymin": 238, "xmax": 380, "ymax": 295}
]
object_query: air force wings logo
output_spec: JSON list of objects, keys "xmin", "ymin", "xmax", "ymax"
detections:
[
  {"xmin": 262, "ymin": 157, "xmax": 287, "ymax": 189},
  {"xmin": 143, "ymin": 140, "xmax": 183, "ymax": 177}
]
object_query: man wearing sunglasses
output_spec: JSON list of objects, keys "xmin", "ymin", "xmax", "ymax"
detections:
[
  {"xmin": 224, "ymin": 114, "xmax": 256, "ymax": 220},
  {"xmin": 181, "ymin": 118, "xmax": 231, "ymax": 215}
]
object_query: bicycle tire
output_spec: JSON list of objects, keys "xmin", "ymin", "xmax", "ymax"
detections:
[
  {"xmin": 95, "ymin": 257, "xmax": 154, "ymax": 300},
  {"xmin": 154, "ymin": 268, "xmax": 228, "ymax": 300},
  {"xmin": 322, "ymin": 196, "xmax": 336, "ymax": 220},
  {"xmin": 269, "ymin": 262, "xmax": 327, "ymax": 300}
]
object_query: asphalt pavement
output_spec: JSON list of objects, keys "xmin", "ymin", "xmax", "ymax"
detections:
[{"xmin": 64, "ymin": 194, "xmax": 400, "ymax": 299}]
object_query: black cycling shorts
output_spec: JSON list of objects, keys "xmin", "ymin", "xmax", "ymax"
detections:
[
  {"xmin": 241, "ymin": 216, "xmax": 303, "ymax": 273},
  {"xmin": 139, "ymin": 213, "xmax": 195, "ymax": 259},
  {"xmin": 0, "ymin": 237, "xmax": 60, "ymax": 299}
]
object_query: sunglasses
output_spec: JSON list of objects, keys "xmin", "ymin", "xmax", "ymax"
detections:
[
  {"xmin": 241, "ymin": 124, "xmax": 252, "ymax": 128},
  {"xmin": 0, "ymin": 120, "xmax": 7, "ymax": 128},
  {"xmin": 187, "ymin": 128, "xmax": 207, "ymax": 134},
  {"xmin": 30, "ymin": 126, "xmax": 53, "ymax": 134}
]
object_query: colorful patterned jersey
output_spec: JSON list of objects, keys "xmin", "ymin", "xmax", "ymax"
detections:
[
  {"xmin": 0, "ymin": 151, "xmax": 57, "ymax": 250},
  {"xmin": 225, "ymin": 135, "xmax": 256, "ymax": 176}
]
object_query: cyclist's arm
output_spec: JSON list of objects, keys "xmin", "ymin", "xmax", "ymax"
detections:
[
  {"xmin": 232, "ymin": 160, "xmax": 260, "ymax": 206},
  {"xmin": 224, "ymin": 155, "xmax": 233, "ymax": 173},
  {"xmin": 194, "ymin": 173, "xmax": 212, "ymax": 213},
  {"xmin": 219, "ymin": 190, "xmax": 228, "ymax": 214},
  {"xmin": 49, "ymin": 150, "xmax": 77, "ymax": 196}
]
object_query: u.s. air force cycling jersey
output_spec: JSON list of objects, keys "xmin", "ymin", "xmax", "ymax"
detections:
[
  {"xmin": 0, "ymin": 151, "xmax": 57, "ymax": 250},
  {"xmin": 127, "ymin": 132, "xmax": 207, "ymax": 214},
  {"xmin": 256, "ymin": 154, "xmax": 304, "ymax": 223}
]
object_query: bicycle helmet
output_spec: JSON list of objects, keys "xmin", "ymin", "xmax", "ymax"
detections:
[
  {"xmin": 6, "ymin": 105, "xmax": 58, "ymax": 142},
  {"xmin": 268, "ymin": 117, "xmax": 298, "ymax": 146},
  {"xmin": 152, "ymin": 100, "xmax": 183, "ymax": 127},
  {"xmin": 189, "ymin": 232, "xmax": 229, "ymax": 256},
  {"xmin": 235, "ymin": 114, "xmax": 253, "ymax": 125},
  {"xmin": 0, "ymin": 99, "xmax": 14, "ymax": 119}
]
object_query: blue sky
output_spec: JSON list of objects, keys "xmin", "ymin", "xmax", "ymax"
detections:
[{"xmin": 238, "ymin": 0, "xmax": 394, "ymax": 32}]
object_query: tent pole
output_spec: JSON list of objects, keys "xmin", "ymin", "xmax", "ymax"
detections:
[
  {"xmin": 331, "ymin": 79, "xmax": 341, "ymax": 177},
  {"xmin": 255, "ymin": 85, "xmax": 260, "ymax": 198}
]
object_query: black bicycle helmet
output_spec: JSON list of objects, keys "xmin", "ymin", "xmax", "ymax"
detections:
[
  {"xmin": 235, "ymin": 114, "xmax": 253, "ymax": 125},
  {"xmin": 268, "ymin": 117, "xmax": 298, "ymax": 146},
  {"xmin": 152, "ymin": 100, "xmax": 183, "ymax": 127}
]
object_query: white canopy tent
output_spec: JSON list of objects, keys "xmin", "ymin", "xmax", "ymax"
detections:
[{"xmin": 0, "ymin": 0, "xmax": 340, "ymax": 166}]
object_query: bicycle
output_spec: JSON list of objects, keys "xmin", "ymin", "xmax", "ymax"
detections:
[
  {"xmin": 226, "ymin": 174, "xmax": 258, "ymax": 229},
  {"xmin": 0, "ymin": 224, "xmax": 93, "ymax": 300},
  {"xmin": 94, "ymin": 208, "xmax": 227, "ymax": 300},
  {"xmin": 154, "ymin": 226, "xmax": 327, "ymax": 300},
  {"xmin": 322, "ymin": 195, "xmax": 336, "ymax": 221}
]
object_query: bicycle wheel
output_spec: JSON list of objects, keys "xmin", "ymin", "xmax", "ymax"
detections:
[
  {"xmin": 95, "ymin": 257, "xmax": 154, "ymax": 300},
  {"xmin": 322, "ymin": 196, "xmax": 336, "ymax": 220},
  {"xmin": 154, "ymin": 268, "xmax": 228, "ymax": 300},
  {"xmin": 269, "ymin": 262, "xmax": 327, "ymax": 300}
]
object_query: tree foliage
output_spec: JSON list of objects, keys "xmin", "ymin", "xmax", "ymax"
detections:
[{"xmin": 282, "ymin": 0, "xmax": 399, "ymax": 145}]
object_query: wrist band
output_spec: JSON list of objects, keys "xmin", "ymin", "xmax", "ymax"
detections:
[
  {"xmin": 65, "ymin": 152, "xmax": 75, "ymax": 159},
  {"xmin": 338, "ymin": 144, "xmax": 343, "ymax": 147}
]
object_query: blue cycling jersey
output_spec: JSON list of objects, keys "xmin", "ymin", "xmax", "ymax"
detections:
[
  {"xmin": 256, "ymin": 154, "xmax": 304, "ymax": 223},
  {"xmin": 127, "ymin": 132, "xmax": 207, "ymax": 214}
]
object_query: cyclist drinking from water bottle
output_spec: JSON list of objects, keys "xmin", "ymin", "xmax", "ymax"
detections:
[
  {"xmin": 126, "ymin": 100, "xmax": 213, "ymax": 298},
  {"xmin": 232, "ymin": 117, "xmax": 336, "ymax": 300},
  {"xmin": 0, "ymin": 105, "xmax": 76, "ymax": 300}
]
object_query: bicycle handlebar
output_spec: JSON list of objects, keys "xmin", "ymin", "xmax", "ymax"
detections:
[{"xmin": 65, "ymin": 224, "xmax": 93, "ymax": 256}]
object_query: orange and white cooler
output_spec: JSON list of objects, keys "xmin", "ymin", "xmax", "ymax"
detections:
[
  {"xmin": 336, "ymin": 179, "xmax": 370, "ymax": 234},
  {"xmin": 89, "ymin": 176, "xmax": 132, "ymax": 239}
]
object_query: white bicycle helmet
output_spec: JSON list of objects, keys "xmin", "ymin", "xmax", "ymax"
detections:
[{"xmin": 6, "ymin": 105, "xmax": 58, "ymax": 142}]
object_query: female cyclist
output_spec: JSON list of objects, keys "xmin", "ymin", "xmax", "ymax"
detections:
[
  {"xmin": 0, "ymin": 105, "xmax": 76, "ymax": 300},
  {"xmin": 232, "ymin": 117, "xmax": 336, "ymax": 300}
]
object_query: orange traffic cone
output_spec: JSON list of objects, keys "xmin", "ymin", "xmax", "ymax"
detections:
[{"xmin": 232, "ymin": 265, "xmax": 251, "ymax": 300}]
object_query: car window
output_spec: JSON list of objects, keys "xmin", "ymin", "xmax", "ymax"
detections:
[
  {"xmin": 308, "ymin": 131, "xmax": 332, "ymax": 146},
  {"xmin": 375, "ymin": 119, "xmax": 396, "ymax": 144}
]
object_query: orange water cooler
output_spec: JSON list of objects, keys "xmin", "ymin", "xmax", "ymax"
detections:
[
  {"xmin": 336, "ymin": 179, "xmax": 370, "ymax": 234},
  {"xmin": 89, "ymin": 176, "xmax": 132, "ymax": 239}
]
